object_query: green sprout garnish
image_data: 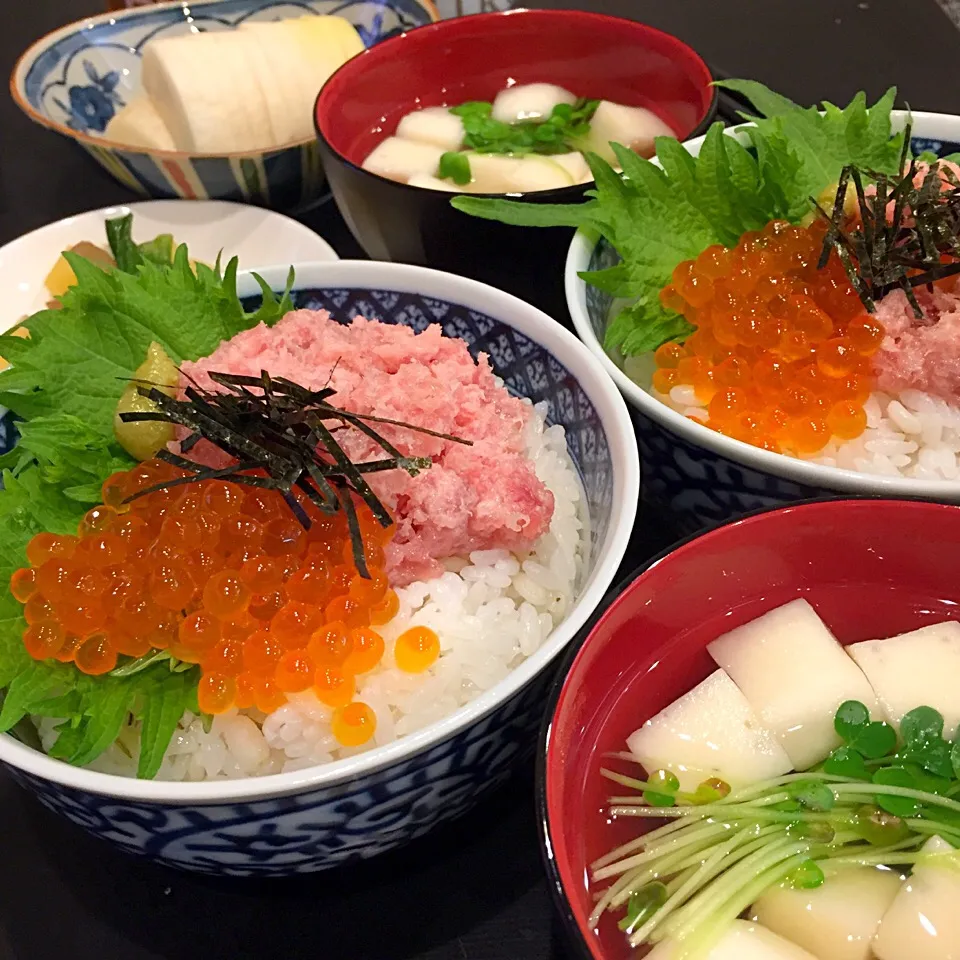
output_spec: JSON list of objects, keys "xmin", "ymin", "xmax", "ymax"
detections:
[
  {"xmin": 450, "ymin": 98, "xmax": 600, "ymax": 157},
  {"xmin": 595, "ymin": 700, "xmax": 960, "ymax": 955}
]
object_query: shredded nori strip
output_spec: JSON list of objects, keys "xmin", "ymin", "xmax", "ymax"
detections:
[
  {"xmin": 119, "ymin": 369, "xmax": 471, "ymax": 577},
  {"xmin": 814, "ymin": 123, "xmax": 960, "ymax": 319}
]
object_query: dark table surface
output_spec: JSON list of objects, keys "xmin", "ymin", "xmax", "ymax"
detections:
[{"xmin": 2, "ymin": 1, "xmax": 960, "ymax": 958}]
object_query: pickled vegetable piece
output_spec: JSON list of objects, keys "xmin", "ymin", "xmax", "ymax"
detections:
[{"xmin": 113, "ymin": 341, "xmax": 179, "ymax": 460}]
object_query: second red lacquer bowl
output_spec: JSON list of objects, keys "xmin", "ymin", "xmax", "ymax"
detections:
[{"xmin": 539, "ymin": 498, "xmax": 960, "ymax": 959}]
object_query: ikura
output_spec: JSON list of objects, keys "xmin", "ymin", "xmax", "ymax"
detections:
[
  {"xmin": 652, "ymin": 221, "xmax": 884, "ymax": 456},
  {"xmin": 11, "ymin": 461, "xmax": 401, "ymax": 735}
]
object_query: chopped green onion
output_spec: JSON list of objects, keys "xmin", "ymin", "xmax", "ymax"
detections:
[{"xmin": 438, "ymin": 151, "xmax": 472, "ymax": 185}]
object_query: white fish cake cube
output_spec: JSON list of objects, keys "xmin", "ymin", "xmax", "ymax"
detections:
[
  {"xmin": 407, "ymin": 174, "xmax": 459, "ymax": 191},
  {"xmin": 466, "ymin": 153, "xmax": 573, "ymax": 194},
  {"xmin": 396, "ymin": 107, "xmax": 464, "ymax": 151},
  {"xmin": 105, "ymin": 96, "xmax": 176, "ymax": 151},
  {"xmin": 873, "ymin": 836, "xmax": 960, "ymax": 960},
  {"xmin": 279, "ymin": 15, "xmax": 364, "ymax": 96},
  {"xmin": 707, "ymin": 599, "xmax": 880, "ymax": 770},
  {"xmin": 583, "ymin": 101, "xmax": 674, "ymax": 164},
  {"xmin": 238, "ymin": 21, "xmax": 319, "ymax": 144},
  {"xmin": 491, "ymin": 83, "xmax": 576, "ymax": 123},
  {"xmin": 646, "ymin": 920, "xmax": 819, "ymax": 960},
  {"xmin": 847, "ymin": 621, "xmax": 960, "ymax": 737},
  {"xmin": 626, "ymin": 669, "xmax": 792, "ymax": 793},
  {"xmin": 549, "ymin": 151, "xmax": 591, "ymax": 183},
  {"xmin": 361, "ymin": 137, "xmax": 445, "ymax": 183},
  {"xmin": 143, "ymin": 30, "xmax": 274, "ymax": 153},
  {"xmin": 752, "ymin": 866, "xmax": 903, "ymax": 960}
]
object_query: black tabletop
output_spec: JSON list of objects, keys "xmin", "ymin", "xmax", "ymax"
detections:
[{"xmin": 2, "ymin": 2, "xmax": 960, "ymax": 958}]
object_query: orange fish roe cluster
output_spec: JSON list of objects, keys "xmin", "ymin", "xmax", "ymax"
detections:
[
  {"xmin": 653, "ymin": 220, "xmax": 886, "ymax": 455},
  {"xmin": 10, "ymin": 460, "xmax": 442, "ymax": 748}
]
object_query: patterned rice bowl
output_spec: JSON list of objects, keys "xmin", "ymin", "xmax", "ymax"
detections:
[
  {"xmin": 566, "ymin": 110, "xmax": 960, "ymax": 534},
  {"xmin": 9, "ymin": 0, "xmax": 438, "ymax": 211},
  {"xmin": 0, "ymin": 260, "xmax": 639, "ymax": 877}
]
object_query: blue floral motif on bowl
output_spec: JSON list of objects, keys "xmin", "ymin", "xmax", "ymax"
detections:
[{"xmin": 0, "ymin": 283, "xmax": 615, "ymax": 876}]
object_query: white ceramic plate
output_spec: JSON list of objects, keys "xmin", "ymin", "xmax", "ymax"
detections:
[{"xmin": 0, "ymin": 199, "xmax": 339, "ymax": 331}]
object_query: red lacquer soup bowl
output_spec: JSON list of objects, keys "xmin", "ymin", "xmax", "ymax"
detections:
[
  {"xmin": 313, "ymin": 9, "xmax": 714, "ymax": 287},
  {"xmin": 538, "ymin": 498, "xmax": 960, "ymax": 959}
]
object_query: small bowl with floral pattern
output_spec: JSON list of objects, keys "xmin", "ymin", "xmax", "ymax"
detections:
[
  {"xmin": 10, "ymin": 0, "xmax": 437, "ymax": 211},
  {"xmin": 0, "ymin": 259, "xmax": 640, "ymax": 877}
]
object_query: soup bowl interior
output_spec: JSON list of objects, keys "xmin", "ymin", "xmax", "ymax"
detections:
[
  {"xmin": 316, "ymin": 8, "xmax": 715, "ymax": 166},
  {"xmin": 313, "ymin": 9, "xmax": 714, "ymax": 274},
  {"xmin": 0, "ymin": 259, "xmax": 638, "ymax": 875},
  {"xmin": 542, "ymin": 498, "xmax": 960, "ymax": 959}
]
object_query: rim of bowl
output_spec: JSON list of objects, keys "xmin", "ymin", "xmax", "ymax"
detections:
[
  {"xmin": 9, "ymin": 0, "xmax": 439, "ymax": 161},
  {"xmin": 0, "ymin": 258, "xmax": 641, "ymax": 804},
  {"xmin": 534, "ymin": 494, "xmax": 956, "ymax": 960},
  {"xmin": 313, "ymin": 8, "xmax": 718, "ymax": 198},
  {"xmin": 565, "ymin": 109, "xmax": 960, "ymax": 499}
]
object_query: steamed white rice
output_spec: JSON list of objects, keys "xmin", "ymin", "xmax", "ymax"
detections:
[
  {"xmin": 809, "ymin": 390, "xmax": 960, "ymax": 480},
  {"xmin": 38, "ymin": 400, "xmax": 586, "ymax": 780},
  {"xmin": 624, "ymin": 354, "xmax": 960, "ymax": 482}
]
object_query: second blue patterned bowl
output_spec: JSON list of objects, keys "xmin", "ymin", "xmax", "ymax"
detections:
[
  {"xmin": 567, "ymin": 110, "xmax": 960, "ymax": 533},
  {"xmin": 10, "ymin": 0, "xmax": 437, "ymax": 211},
  {"xmin": 0, "ymin": 260, "xmax": 639, "ymax": 877}
]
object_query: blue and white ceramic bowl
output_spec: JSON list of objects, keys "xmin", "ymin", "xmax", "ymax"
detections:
[
  {"xmin": 10, "ymin": 0, "xmax": 437, "ymax": 211},
  {"xmin": 566, "ymin": 110, "xmax": 960, "ymax": 533},
  {"xmin": 0, "ymin": 260, "xmax": 639, "ymax": 877}
]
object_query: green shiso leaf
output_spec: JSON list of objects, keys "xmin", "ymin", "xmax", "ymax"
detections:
[
  {"xmin": 716, "ymin": 81, "xmax": 904, "ymax": 220},
  {"xmin": 0, "ymin": 217, "xmax": 297, "ymax": 775},
  {"xmin": 609, "ymin": 301, "xmax": 695, "ymax": 356},
  {"xmin": 0, "ymin": 414, "xmax": 133, "ymax": 498},
  {"xmin": 454, "ymin": 80, "xmax": 907, "ymax": 357},
  {"xmin": 0, "ymin": 661, "xmax": 75, "ymax": 732},
  {"xmin": 136, "ymin": 667, "xmax": 199, "ymax": 780},
  {"xmin": 450, "ymin": 195, "xmax": 590, "ymax": 228},
  {"xmin": 652, "ymin": 126, "xmax": 780, "ymax": 246},
  {"xmin": 0, "ymin": 245, "xmax": 292, "ymax": 440},
  {"xmin": 454, "ymin": 121, "xmax": 763, "ymax": 355},
  {"xmin": 61, "ymin": 675, "xmax": 139, "ymax": 767}
]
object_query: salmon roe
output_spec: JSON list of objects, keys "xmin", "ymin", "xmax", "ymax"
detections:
[
  {"xmin": 394, "ymin": 626, "xmax": 441, "ymax": 674},
  {"xmin": 11, "ymin": 460, "xmax": 399, "ymax": 747},
  {"xmin": 653, "ymin": 220, "xmax": 884, "ymax": 455}
]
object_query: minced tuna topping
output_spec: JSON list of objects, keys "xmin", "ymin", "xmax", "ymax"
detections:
[
  {"xmin": 873, "ymin": 285, "xmax": 960, "ymax": 401},
  {"xmin": 179, "ymin": 309, "xmax": 555, "ymax": 584}
]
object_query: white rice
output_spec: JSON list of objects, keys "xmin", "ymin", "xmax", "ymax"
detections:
[
  {"xmin": 808, "ymin": 390, "xmax": 960, "ymax": 480},
  {"xmin": 39, "ymin": 400, "xmax": 586, "ymax": 780},
  {"xmin": 627, "ymin": 346, "xmax": 960, "ymax": 482}
]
